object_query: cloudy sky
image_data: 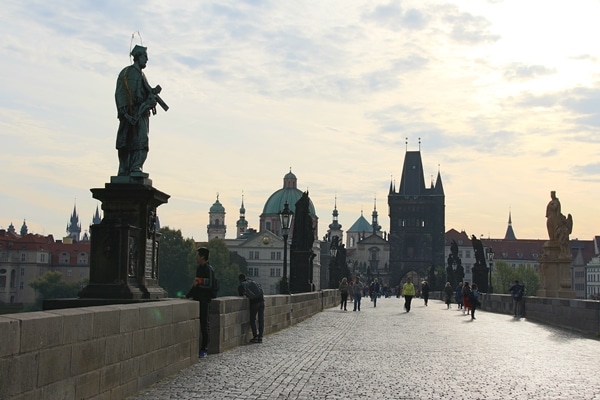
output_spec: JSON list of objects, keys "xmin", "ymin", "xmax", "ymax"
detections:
[{"xmin": 2, "ymin": 0, "xmax": 600, "ymax": 243}]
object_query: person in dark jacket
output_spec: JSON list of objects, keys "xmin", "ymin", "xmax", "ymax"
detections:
[
  {"xmin": 443, "ymin": 282, "xmax": 453, "ymax": 309},
  {"xmin": 421, "ymin": 280, "xmax": 430, "ymax": 306},
  {"xmin": 184, "ymin": 247, "xmax": 215, "ymax": 358},
  {"xmin": 238, "ymin": 274, "xmax": 265, "ymax": 343}
]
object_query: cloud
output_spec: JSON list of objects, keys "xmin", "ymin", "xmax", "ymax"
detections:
[
  {"xmin": 503, "ymin": 63, "xmax": 557, "ymax": 81},
  {"xmin": 363, "ymin": 2, "xmax": 428, "ymax": 31},
  {"xmin": 444, "ymin": 11, "xmax": 500, "ymax": 44}
]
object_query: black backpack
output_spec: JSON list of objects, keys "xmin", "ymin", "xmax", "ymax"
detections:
[
  {"xmin": 242, "ymin": 279, "xmax": 264, "ymax": 300},
  {"xmin": 513, "ymin": 285, "xmax": 524, "ymax": 300}
]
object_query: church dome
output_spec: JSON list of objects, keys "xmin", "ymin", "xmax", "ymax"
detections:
[
  {"xmin": 262, "ymin": 171, "xmax": 315, "ymax": 215},
  {"xmin": 210, "ymin": 198, "xmax": 225, "ymax": 213}
]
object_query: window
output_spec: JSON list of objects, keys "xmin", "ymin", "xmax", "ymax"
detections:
[
  {"xmin": 77, "ymin": 252, "xmax": 88, "ymax": 264},
  {"xmin": 266, "ymin": 221, "xmax": 272, "ymax": 231},
  {"xmin": 19, "ymin": 281, "xmax": 24, "ymax": 290},
  {"xmin": 465, "ymin": 251, "xmax": 471, "ymax": 258},
  {"xmin": 276, "ymin": 251, "xmax": 281, "ymax": 260},
  {"xmin": 271, "ymin": 252, "xmax": 276, "ymax": 260},
  {"xmin": 254, "ymin": 251, "xmax": 259, "ymax": 259},
  {"xmin": 270, "ymin": 268, "xmax": 281, "ymax": 277},
  {"xmin": 20, "ymin": 253, "xmax": 26, "ymax": 262},
  {"xmin": 67, "ymin": 269, "xmax": 73, "ymax": 277},
  {"xmin": 20, "ymin": 268, "xmax": 24, "ymax": 276},
  {"xmin": 40, "ymin": 253, "xmax": 46, "ymax": 263},
  {"xmin": 60, "ymin": 252, "xmax": 70, "ymax": 264}
]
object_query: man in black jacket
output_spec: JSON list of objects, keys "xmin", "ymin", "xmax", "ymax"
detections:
[
  {"xmin": 238, "ymin": 274, "xmax": 265, "ymax": 343},
  {"xmin": 185, "ymin": 247, "xmax": 215, "ymax": 357}
]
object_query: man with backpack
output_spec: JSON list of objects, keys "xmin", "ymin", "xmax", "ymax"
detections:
[
  {"xmin": 509, "ymin": 280, "xmax": 525, "ymax": 318},
  {"xmin": 238, "ymin": 274, "xmax": 265, "ymax": 343},
  {"xmin": 184, "ymin": 247, "xmax": 218, "ymax": 358}
]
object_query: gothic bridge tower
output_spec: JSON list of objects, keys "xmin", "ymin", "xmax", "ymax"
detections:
[{"xmin": 388, "ymin": 148, "xmax": 445, "ymax": 286}]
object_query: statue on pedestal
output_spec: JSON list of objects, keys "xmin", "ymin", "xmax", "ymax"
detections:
[
  {"xmin": 545, "ymin": 191, "xmax": 573, "ymax": 259},
  {"xmin": 115, "ymin": 45, "xmax": 168, "ymax": 177},
  {"xmin": 538, "ymin": 190, "xmax": 575, "ymax": 298}
]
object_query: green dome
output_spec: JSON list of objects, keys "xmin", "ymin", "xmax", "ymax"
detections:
[
  {"xmin": 262, "ymin": 171, "xmax": 316, "ymax": 216},
  {"xmin": 210, "ymin": 198, "xmax": 225, "ymax": 213},
  {"xmin": 262, "ymin": 188, "xmax": 316, "ymax": 216}
]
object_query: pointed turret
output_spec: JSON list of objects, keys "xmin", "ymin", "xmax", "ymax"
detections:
[
  {"xmin": 504, "ymin": 210, "xmax": 516, "ymax": 240},
  {"xmin": 433, "ymin": 169, "xmax": 444, "ymax": 195},
  {"xmin": 327, "ymin": 197, "xmax": 343, "ymax": 242},
  {"xmin": 92, "ymin": 205, "xmax": 102, "ymax": 225},
  {"xmin": 371, "ymin": 197, "xmax": 381, "ymax": 234},
  {"xmin": 398, "ymin": 151, "xmax": 426, "ymax": 195},
  {"xmin": 20, "ymin": 219, "xmax": 28, "ymax": 236},
  {"xmin": 66, "ymin": 204, "xmax": 81, "ymax": 242},
  {"xmin": 236, "ymin": 194, "xmax": 249, "ymax": 238}
]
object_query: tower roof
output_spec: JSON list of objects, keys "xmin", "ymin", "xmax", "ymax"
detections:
[
  {"xmin": 504, "ymin": 211, "xmax": 516, "ymax": 240},
  {"xmin": 348, "ymin": 213, "xmax": 372, "ymax": 233},
  {"xmin": 398, "ymin": 151, "xmax": 426, "ymax": 195},
  {"xmin": 210, "ymin": 195, "xmax": 225, "ymax": 213}
]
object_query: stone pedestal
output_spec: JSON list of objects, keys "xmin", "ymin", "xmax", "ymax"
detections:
[
  {"xmin": 537, "ymin": 241, "xmax": 575, "ymax": 298},
  {"xmin": 290, "ymin": 250, "xmax": 315, "ymax": 293},
  {"xmin": 471, "ymin": 263, "xmax": 489, "ymax": 292},
  {"xmin": 78, "ymin": 178, "xmax": 170, "ymax": 300}
]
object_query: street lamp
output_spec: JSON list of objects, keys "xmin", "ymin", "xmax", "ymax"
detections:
[
  {"xmin": 486, "ymin": 247, "xmax": 494, "ymax": 293},
  {"xmin": 329, "ymin": 236, "xmax": 339, "ymax": 289},
  {"xmin": 279, "ymin": 201, "xmax": 293, "ymax": 294}
]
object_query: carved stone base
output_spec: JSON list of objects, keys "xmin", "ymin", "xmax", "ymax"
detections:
[
  {"xmin": 537, "ymin": 241, "xmax": 575, "ymax": 298},
  {"xmin": 78, "ymin": 181, "xmax": 170, "ymax": 300}
]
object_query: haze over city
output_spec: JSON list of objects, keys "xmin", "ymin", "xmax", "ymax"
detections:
[{"xmin": 1, "ymin": 0, "xmax": 599, "ymax": 242}]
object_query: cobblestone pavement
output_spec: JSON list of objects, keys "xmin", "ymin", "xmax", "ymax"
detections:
[{"xmin": 128, "ymin": 297, "xmax": 600, "ymax": 400}]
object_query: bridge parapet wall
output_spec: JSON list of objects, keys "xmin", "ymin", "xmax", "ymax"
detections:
[{"xmin": 0, "ymin": 290, "xmax": 339, "ymax": 399}]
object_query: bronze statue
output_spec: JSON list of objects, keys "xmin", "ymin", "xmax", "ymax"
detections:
[{"xmin": 115, "ymin": 45, "xmax": 168, "ymax": 177}]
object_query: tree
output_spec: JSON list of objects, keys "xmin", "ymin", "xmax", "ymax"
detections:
[
  {"xmin": 492, "ymin": 261, "xmax": 540, "ymax": 296},
  {"xmin": 28, "ymin": 271, "xmax": 83, "ymax": 311},
  {"xmin": 195, "ymin": 238, "xmax": 246, "ymax": 297},
  {"xmin": 492, "ymin": 261, "xmax": 518, "ymax": 294},
  {"xmin": 158, "ymin": 227, "xmax": 197, "ymax": 298},
  {"xmin": 516, "ymin": 264, "xmax": 540, "ymax": 296}
]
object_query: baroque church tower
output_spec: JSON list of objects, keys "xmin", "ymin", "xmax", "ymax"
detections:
[
  {"xmin": 326, "ymin": 197, "xmax": 343, "ymax": 242},
  {"xmin": 236, "ymin": 195, "xmax": 249, "ymax": 238},
  {"xmin": 207, "ymin": 194, "xmax": 226, "ymax": 240},
  {"xmin": 387, "ymin": 146, "xmax": 445, "ymax": 286}
]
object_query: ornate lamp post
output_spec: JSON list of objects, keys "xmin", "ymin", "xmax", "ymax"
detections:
[
  {"xmin": 486, "ymin": 247, "xmax": 494, "ymax": 293},
  {"xmin": 279, "ymin": 201, "xmax": 293, "ymax": 294},
  {"xmin": 329, "ymin": 236, "xmax": 339, "ymax": 289}
]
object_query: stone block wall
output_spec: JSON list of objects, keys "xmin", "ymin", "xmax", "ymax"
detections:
[
  {"xmin": 0, "ymin": 299, "xmax": 198, "ymax": 400},
  {"xmin": 481, "ymin": 294, "xmax": 600, "ymax": 336},
  {"xmin": 0, "ymin": 291, "xmax": 340, "ymax": 399},
  {"xmin": 207, "ymin": 289, "xmax": 338, "ymax": 354}
]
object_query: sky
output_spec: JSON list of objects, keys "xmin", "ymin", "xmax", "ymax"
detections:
[{"xmin": 1, "ymin": 0, "xmax": 600, "ymax": 243}]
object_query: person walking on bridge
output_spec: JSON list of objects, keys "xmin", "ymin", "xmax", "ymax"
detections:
[
  {"xmin": 339, "ymin": 277, "xmax": 349, "ymax": 311},
  {"xmin": 421, "ymin": 280, "xmax": 430, "ymax": 306},
  {"xmin": 353, "ymin": 276, "xmax": 364, "ymax": 311},
  {"xmin": 402, "ymin": 277, "xmax": 416, "ymax": 312}
]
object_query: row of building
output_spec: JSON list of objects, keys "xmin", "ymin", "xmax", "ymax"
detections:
[{"xmin": 3, "ymin": 150, "xmax": 600, "ymax": 306}]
